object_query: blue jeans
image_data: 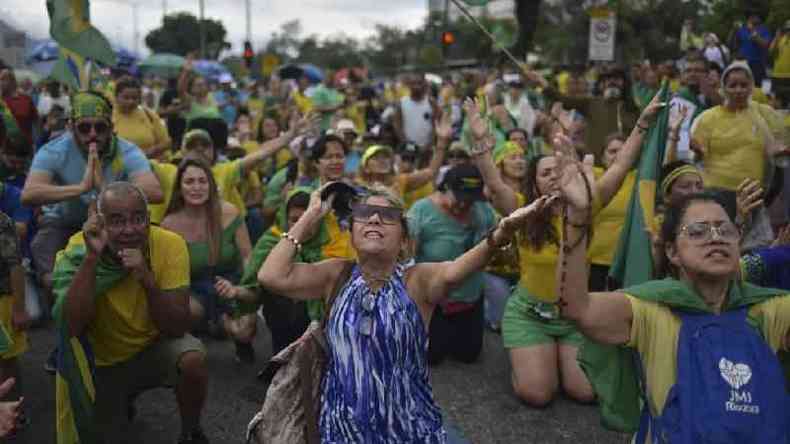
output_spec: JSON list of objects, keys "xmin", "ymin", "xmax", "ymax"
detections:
[{"xmin": 483, "ymin": 273, "xmax": 515, "ymax": 329}]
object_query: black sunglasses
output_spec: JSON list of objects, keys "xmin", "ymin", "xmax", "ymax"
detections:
[
  {"xmin": 351, "ymin": 203, "xmax": 402, "ymax": 226},
  {"xmin": 76, "ymin": 121, "xmax": 110, "ymax": 135}
]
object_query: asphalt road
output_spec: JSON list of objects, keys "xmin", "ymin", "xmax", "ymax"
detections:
[{"xmin": 14, "ymin": 320, "xmax": 630, "ymax": 444}]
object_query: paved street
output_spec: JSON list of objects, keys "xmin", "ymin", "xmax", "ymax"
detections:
[{"xmin": 16, "ymin": 321, "xmax": 630, "ymax": 443}]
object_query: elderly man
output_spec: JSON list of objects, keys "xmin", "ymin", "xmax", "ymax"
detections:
[
  {"xmin": 21, "ymin": 91, "xmax": 162, "ymax": 292},
  {"xmin": 52, "ymin": 182, "xmax": 207, "ymax": 444}
]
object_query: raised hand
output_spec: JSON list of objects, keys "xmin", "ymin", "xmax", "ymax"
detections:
[
  {"xmin": 637, "ymin": 92, "xmax": 667, "ymax": 128},
  {"xmin": 668, "ymin": 103, "xmax": 690, "ymax": 132},
  {"xmin": 83, "ymin": 200, "xmax": 109, "ymax": 256},
  {"xmin": 463, "ymin": 97, "xmax": 489, "ymax": 141},
  {"xmin": 556, "ymin": 149, "xmax": 596, "ymax": 213},
  {"xmin": 80, "ymin": 144, "xmax": 99, "ymax": 194},
  {"xmin": 771, "ymin": 225, "xmax": 790, "ymax": 248},
  {"xmin": 435, "ymin": 109, "xmax": 453, "ymax": 141},
  {"xmin": 736, "ymin": 178, "xmax": 763, "ymax": 221},
  {"xmin": 500, "ymin": 195, "xmax": 557, "ymax": 234}
]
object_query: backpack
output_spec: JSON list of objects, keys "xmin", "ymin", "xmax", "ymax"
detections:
[
  {"xmin": 246, "ymin": 261, "xmax": 354, "ymax": 444},
  {"xmin": 635, "ymin": 308, "xmax": 790, "ymax": 444}
]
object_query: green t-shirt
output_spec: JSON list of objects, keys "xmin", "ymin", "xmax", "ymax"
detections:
[
  {"xmin": 187, "ymin": 216, "xmax": 243, "ymax": 280},
  {"xmin": 407, "ymin": 197, "xmax": 495, "ymax": 304}
]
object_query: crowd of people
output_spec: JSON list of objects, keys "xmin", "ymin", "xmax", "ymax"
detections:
[{"xmin": 0, "ymin": 9, "xmax": 788, "ymax": 444}]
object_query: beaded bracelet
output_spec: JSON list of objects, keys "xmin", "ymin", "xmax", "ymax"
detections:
[{"xmin": 281, "ymin": 231, "xmax": 302, "ymax": 253}]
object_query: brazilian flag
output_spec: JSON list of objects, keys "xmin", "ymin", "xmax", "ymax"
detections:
[
  {"xmin": 46, "ymin": 0, "xmax": 116, "ymax": 90},
  {"xmin": 609, "ymin": 82, "xmax": 671, "ymax": 288}
]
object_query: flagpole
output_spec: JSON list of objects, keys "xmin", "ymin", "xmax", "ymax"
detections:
[
  {"xmin": 198, "ymin": 0, "xmax": 206, "ymax": 59},
  {"xmin": 447, "ymin": 0, "xmax": 522, "ymax": 67}
]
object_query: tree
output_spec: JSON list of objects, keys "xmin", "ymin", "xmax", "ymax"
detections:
[{"xmin": 145, "ymin": 12, "xmax": 230, "ymax": 59}]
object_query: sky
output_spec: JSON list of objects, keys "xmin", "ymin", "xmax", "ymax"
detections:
[{"xmin": 2, "ymin": 0, "xmax": 428, "ymax": 57}]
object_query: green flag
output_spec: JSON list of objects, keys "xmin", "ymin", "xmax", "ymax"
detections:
[
  {"xmin": 460, "ymin": 0, "xmax": 489, "ymax": 5},
  {"xmin": 609, "ymin": 82, "xmax": 670, "ymax": 288},
  {"xmin": 46, "ymin": 0, "xmax": 116, "ymax": 89}
]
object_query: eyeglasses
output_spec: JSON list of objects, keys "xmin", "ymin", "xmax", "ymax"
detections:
[
  {"xmin": 351, "ymin": 203, "xmax": 402, "ymax": 226},
  {"xmin": 76, "ymin": 121, "xmax": 110, "ymax": 136},
  {"xmin": 102, "ymin": 213, "xmax": 148, "ymax": 231},
  {"xmin": 678, "ymin": 221, "xmax": 740, "ymax": 243},
  {"xmin": 358, "ymin": 291, "xmax": 376, "ymax": 336}
]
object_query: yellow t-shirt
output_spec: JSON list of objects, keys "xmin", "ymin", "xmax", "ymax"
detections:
[
  {"xmin": 772, "ymin": 35, "xmax": 790, "ymax": 78},
  {"xmin": 691, "ymin": 103, "xmax": 784, "ymax": 191},
  {"xmin": 625, "ymin": 294, "xmax": 790, "ymax": 416},
  {"xmin": 404, "ymin": 181, "xmax": 434, "ymax": 210},
  {"xmin": 322, "ymin": 213, "xmax": 355, "ymax": 260},
  {"xmin": 213, "ymin": 160, "xmax": 246, "ymax": 216},
  {"xmin": 293, "ymin": 90, "xmax": 313, "ymax": 114},
  {"xmin": 516, "ymin": 192, "xmax": 562, "ymax": 303},
  {"xmin": 148, "ymin": 161, "xmax": 177, "ymax": 225},
  {"xmin": 88, "ymin": 226, "xmax": 190, "ymax": 366},
  {"xmin": 589, "ymin": 169, "xmax": 636, "ymax": 265},
  {"xmin": 112, "ymin": 107, "xmax": 171, "ymax": 157},
  {"xmin": 556, "ymin": 71, "xmax": 571, "ymax": 95}
]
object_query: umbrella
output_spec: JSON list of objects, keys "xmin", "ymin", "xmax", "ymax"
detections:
[
  {"xmin": 192, "ymin": 59, "xmax": 231, "ymax": 82},
  {"xmin": 138, "ymin": 53, "xmax": 185, "ymax": 78},
  {"xmin": 28, "ymin": 61, "xmax": 57, "ymax": 77},
  {"xmin": 278, "ymin": 63, "xmax": 324, "ymax": 83},
  {"xmin": 26, "ymin": 39, "xmax": 59, "ymax": 64},
  {"xmin": 13, "ymin": 69, "xmax": 43, "ymax": 83},
  {"xmin": 113, "ymin": 45, "xmax": 139, "ymax": 68}
]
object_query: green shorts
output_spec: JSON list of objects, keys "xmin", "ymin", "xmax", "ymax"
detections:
[
  {"xmin": 502, "ymin": 286, "xmax": 583, "ymax": 349},
  {"xmin": 94, "ymin": 334, "xmax": 206, "ymax": 440}
]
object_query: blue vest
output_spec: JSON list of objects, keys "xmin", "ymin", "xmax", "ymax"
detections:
[{"xmin": 636, "ymin": 308, "xmax": 790, "ymax": 443}]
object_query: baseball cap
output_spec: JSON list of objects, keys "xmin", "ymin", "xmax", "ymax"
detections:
[
  {"xmin": 442, "ymin": 164, "xmax": 485, "ymax": 202},
  {"xmin": 335, "ymin": 119, "xmax": 357, "ymax": 135},
  {"xmin": 361, "ymin": 145, "xmax": 394, "ymax": 167}
]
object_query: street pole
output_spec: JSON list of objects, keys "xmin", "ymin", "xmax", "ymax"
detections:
[
  {"xmin": 198, "ymin": 0, "xmax": 206, "ymax": 59},
  {"xmin": 132, "ymin": 3, "xmax": 140, "ymax": 55},
  {"xmin": 245, "ymin": 0, "xmax": 252, "ymax": 43}
]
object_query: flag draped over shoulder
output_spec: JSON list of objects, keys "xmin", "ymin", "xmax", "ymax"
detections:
[
  {"xmin": 51, "ymin": 234, "xmax": 128, "ymax": 444},
  {"xmin": 46, "ymin": 0, "xmax": 116, "ymax": 90},
  {"xmin": 609, "ymin": 82, "xmax": 670, "ymax": 288}
]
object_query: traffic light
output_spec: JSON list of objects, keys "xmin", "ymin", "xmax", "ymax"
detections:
[
  {"xmin": 441, "ymin": 31, "xmax": 455, "ymax": 46},
  {"xmin": 243, "ymin": 41, "xmax": 254, "ymax": 68}
]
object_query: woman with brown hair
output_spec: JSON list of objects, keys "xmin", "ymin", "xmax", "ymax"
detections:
[
  {"xmin": 467, "ymin": 94, "xmax": 663, "ymax": 406},
  {"xmin": 112, "ymin": 76, "xmax": 172, "ymax": 160},
  {"xmin": 161, "ymin": 157, "xmax": 255, "ymax": 360}
]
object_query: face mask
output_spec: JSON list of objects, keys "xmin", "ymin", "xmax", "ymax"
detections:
[{"xmin": 603, "ymin": 87, "xmax": 622, "ymax": 100}]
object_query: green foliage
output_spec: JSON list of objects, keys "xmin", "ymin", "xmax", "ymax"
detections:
[{"xmin": 145, "ymin": 12, "xmax": 230, "ymax": 59}]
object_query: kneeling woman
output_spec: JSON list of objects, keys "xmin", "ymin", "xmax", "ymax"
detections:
[
  {"xmin": 558, "ymin": 159, "xmax": 790, "ymax": 443},
  {"xmin": 161, "ymin": 158, "xmax": 253, "ymax": 353},
  {"xmin": 259, "ymin": 185, "xmax": 551, "ymax": 442}
]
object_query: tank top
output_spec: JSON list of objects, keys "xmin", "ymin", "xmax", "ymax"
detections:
[
  {"xmin": 400, "ymin": 96, "xmax": 434, "ymax": 148},
  {"xmin": 320, "ymin": 264, "xmax": 446, "ymax": 443}
]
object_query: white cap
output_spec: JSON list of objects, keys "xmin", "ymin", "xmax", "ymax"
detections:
[
  {"xmin": 219, "ymin": 73, "xmax": 234, "ymax": 84},
  {"xmin": 335, "ymin": 119, "xmax": 357, "ymax": 134}
]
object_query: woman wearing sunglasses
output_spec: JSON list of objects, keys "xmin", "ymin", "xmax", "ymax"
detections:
[
  {"xmin": 259, "ymin": 185, "xmax": 552, "ymax": 443},
  {"xmin": 556, "ymin": 149, "xmax": 790, "ymax": 442}
]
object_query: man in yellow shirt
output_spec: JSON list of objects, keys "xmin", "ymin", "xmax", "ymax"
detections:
[{"xmin": 55, "ymin": 182, "xmax": 208, "ymax": 444}]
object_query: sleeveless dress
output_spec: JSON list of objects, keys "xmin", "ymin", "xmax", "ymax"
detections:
[{"xmin": 320, "ymin": 264, "xmax": 447, "ymax": 443}]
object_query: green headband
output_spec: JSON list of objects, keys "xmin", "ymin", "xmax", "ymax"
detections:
[
  {"xmin": 494, "ymin": 141, "xmax": 525, "ymax": 165},
  {"xmin": 71, "ymin": 92, "xmax": 113, "ymax": 120},
  {"xmin": 661, "ymin": 165, "xmax": 701, "ymax": 198}
]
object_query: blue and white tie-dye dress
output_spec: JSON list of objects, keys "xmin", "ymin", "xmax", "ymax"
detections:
[{"xmin": 319, "ymin": 264, "xmax": 447, "ymax": 443}]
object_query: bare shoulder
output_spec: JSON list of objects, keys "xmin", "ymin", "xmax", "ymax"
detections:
[{"xmin": 221, "ymin": 201, "xmax": 240, "ymax": 226}]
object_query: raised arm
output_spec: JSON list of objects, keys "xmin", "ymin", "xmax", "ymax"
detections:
[
  {"xmin": 414, "ymin": 195, "xmax": 555, "ymax": 306},
  {"xmin": 595, "ymin": 93, "xmax": 665, "ymax": 207},
  {"xmin": 464, "ymin": 98, "xmax": 519, "ymax": 215},
  {"xmin": 258, "ymin": 188, "xmax": 347, "ymax": 301},
  {"xmin": 663, "ymin": 103, "xmax": 689, "ymax": 165},
  {"xmin": 237, "ymin": 113, "xmax": 317, "ymax": 177},
  {"xmin": 401, "ymin": 112, "xmax": 451, "ymax": 191},
  {"xmin": 554, "ymin": 150, "xmax": 632, "ymax": 345}
]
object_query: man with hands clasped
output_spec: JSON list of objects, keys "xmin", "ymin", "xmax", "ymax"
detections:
[{"xmin": 51, "ymin": 182, "xmax": 208, "ymax": 444}]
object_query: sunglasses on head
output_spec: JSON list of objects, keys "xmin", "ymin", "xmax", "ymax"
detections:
[
  {"xmin": 351, "ymin": 203, "xmax": 402, "ymax": 225},
  {"xmin": 76, "ymin": 121, "xmax": 110, "ymax": 136}
]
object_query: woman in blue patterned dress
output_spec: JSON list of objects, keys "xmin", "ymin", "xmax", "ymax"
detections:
[{"xmin": 259, "ymin": 184, "xmax": 553, "ymax": 442}]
